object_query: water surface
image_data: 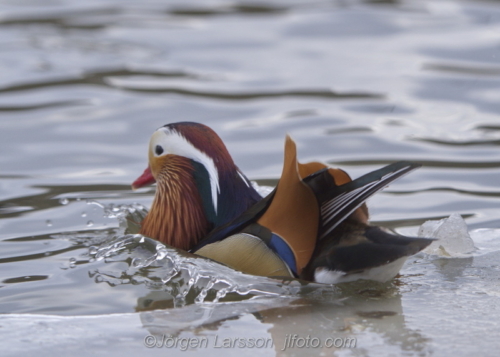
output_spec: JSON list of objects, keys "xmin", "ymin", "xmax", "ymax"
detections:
[{"xmin": 1, "ymin": 0, "xmax": 500, "ymax": 356}]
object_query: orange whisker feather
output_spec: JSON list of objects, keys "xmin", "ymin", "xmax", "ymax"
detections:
[{"xmin": 140, "ymin": 156, "xmax": 211, "ymax": 250}]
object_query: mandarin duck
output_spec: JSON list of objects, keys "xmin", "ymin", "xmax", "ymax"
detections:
[{"xmin": 132, "ymin": 122, "xmax": 432, "ymax": 283}]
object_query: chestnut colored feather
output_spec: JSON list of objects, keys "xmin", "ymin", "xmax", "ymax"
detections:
[
  {"xmin": 140, "ymin": 155, "xmax": 211, "ymax": 250},
  {"xmin": 257, "ymin": 136, "xmax": 319, "ymax": 275},
  {"xmin": 172, "ymin": 122, "xmax": 235, "ymax": 176}
]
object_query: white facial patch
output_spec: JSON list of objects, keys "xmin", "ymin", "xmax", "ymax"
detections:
[{"xmin": 150, "ymin": 127, "xmax": 220, "ymax": 213}]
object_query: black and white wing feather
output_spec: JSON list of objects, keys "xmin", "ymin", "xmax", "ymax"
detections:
[{"xmin": 304, "ymin": 161, "xmax": 420, "ymax": 239}]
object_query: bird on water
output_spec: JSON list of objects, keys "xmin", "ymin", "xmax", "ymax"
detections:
[{"xmin": 132, "ymin": 122, "xmax": 432, "ymax": 283}]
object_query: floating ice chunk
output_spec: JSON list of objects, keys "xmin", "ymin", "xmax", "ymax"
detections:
[{"xmin": 418, "ymin": 213, "xmax": 476, "ymax": 257}]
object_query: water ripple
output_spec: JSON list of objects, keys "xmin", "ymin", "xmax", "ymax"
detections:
[
  {"xmin": 410, "ymin": 137, "xmax": 500, "ymax": 147},
  {"xmin": 331, "ymin": 159, "xmax": 500, "ymax": 169},
  {"xmin": 0, "ymin": 100, "xmax": 86, "ymax": 112},
  {"xmin": 0, "ymin": 6, "xmax": 121, "ymax": 30},
  {"xmin": 168, "ymin": 3, "xmax": 289, "ymax": 17},
  {"xmin": 0, "ymin": 67, "xmax": 383, "ymax": 101},
  {"xmin": 423, "ymin": 62, "xmax": 500, "ymax": 76},
  {"xmin": 0, "ymin": 68, "xmax": 194, "ymax": 94}
]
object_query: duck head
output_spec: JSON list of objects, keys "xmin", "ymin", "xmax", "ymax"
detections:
[{"xmin": 132, "ymin": 122, "xmax": 261, "ymax": 250}]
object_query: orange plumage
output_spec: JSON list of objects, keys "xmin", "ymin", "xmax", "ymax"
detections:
[{"xmin": 140, "ymin": 155, "xmax": 210, "ymax": 250}]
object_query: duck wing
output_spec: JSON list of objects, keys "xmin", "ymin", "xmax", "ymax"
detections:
[
  {"xmin": 303, "ymin": 161, "xmax": 421, "ymax": 239},
  {"xmin": 193, "ymin": 141, "xmax": 422, "ymax": 278},
  {"xmin": 301, "ymin": 224, "xmax": 433, "ymax": 283}
]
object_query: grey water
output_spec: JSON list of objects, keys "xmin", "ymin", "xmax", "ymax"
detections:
[{"xmin": 1, "ymin": 0, "xmax": 500, "ymax": 356}]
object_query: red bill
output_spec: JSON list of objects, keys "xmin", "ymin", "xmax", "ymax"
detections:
[{"xmin": 132, "ymin": 167, "xmax": 156, "ymax": 190}]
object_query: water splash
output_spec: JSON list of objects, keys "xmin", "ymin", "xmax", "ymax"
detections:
[
  {"xmin": 88, "ymin": 233, "xmax": 326, "ymax": 306},
  {"xmin": 86, "ymin": 200, "xmax": 148, "ymax": 235},
  {"xmin": 55, "ymin": 200, "xmax": 332, "ymax": 307}
]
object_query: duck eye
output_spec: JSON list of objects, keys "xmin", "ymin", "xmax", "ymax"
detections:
[{"xmin": 155, "ymin": 145, "xmax": 164, "ymax": 156}]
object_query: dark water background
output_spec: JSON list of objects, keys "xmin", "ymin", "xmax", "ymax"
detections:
[{"xmin": 1, "ymin": 0, "xmax": 500, "ymax": 356}]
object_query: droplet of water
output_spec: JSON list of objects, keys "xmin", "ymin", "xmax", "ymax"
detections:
[
  {"xmin": 81, "ymin": 212, "xmax": 87, "ymax": 217},
  {"xmin": 46, "ymin": 220, "xmax": 52, "ymax": 227},
  {"xmin": 156, "ymin": 249, "xmax": 167, "ymax": 261},
  {"xmin": 88, "ymin": 246, "xmax": 98, "ymax": 255},
  {"xmin": 59, "ymin": 198, "xmax": 69, "ymax": 205},
  {"xmin": 195, "ymin": 290, "xmax": 208, "ymax": 303},
  {"xmin": 214, "ymin": 288, "xmax": 228, "ymax": 302},
  {"xmin": 69, "ymin": 257, "xmax": 76, "ymax": 268},
  {"xmin": 87, "ymin": 220, "xmax": 94, "ymax": 227},
  {"xmin": 132, "ymin": 257, "xmax": 143, "ymax": 267}
]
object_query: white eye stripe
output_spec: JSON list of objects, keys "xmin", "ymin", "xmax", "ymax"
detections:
[{"xmin": 151, "ymin": 127, "xmax": 220, "ymax": 213}]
